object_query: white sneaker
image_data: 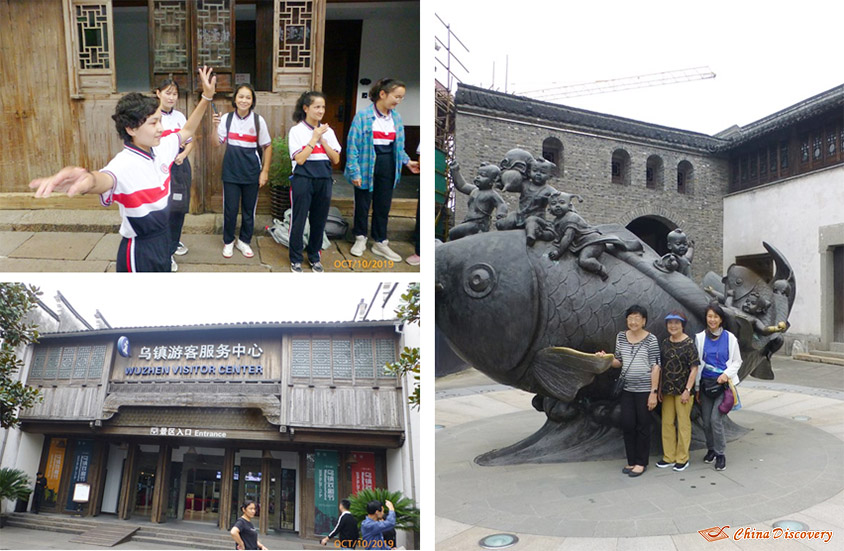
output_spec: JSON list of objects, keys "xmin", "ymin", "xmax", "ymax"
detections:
[
  {"xmin": 175, "ymin": 242, "xmax": 188, "ymax": 256},
  {"xmin": 222, "ymin": 242, "xmax": 234, "ymax": 258},
  {"xmin": 235, "ymin": 239, "xmax": 254, "ymax": 258},
  {"xmin": 171, "ymin": 256, "xmax": 178, "ymax": 272},
  {"xmin": 371, "ymin": 240, "xmax": 402, "ymax": 262},
  {"xmin": 350, "ymin": 235, "xmax": 367, "ymax": 257}
]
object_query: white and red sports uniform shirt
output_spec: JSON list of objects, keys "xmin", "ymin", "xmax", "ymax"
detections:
[
  {"xmin": 99, "ymin": 133, "xmax": 181, "ymax": 239},
  {"xmin": 160, "ymin": 108, "xmax": 192, "ymax": 148},
  {"xmin": 372, "ymin": 108, "xmax": 396, "ymax": 148},
  {"xmin": 217, "ymin": 111, "xmax": 272, "ymax": 184},
  {"xmin": 288, "ymin": 120, "xmax": 341, "ymax": 179}
]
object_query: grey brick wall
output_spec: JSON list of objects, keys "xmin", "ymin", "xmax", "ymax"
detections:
[{"xmin": 452, "ymin": 108, "xmax": 730, "ymax": 282}]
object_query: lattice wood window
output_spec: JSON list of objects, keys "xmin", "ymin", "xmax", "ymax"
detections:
[
  {"xmin": 291, "ymin": 336, "xmax": 393, "ymax": 382},
  {"xmin": 29, "ymin": 345, "xmax": 107, "ymax": 381},
  {"xmin": 152, "ymin": 1, "xmax": 189, "ymax": 74},
  {"xmin": 63, "ymin": 0, "xmax": 116, "ymax": 96},
  {"xmin": 273, "ymin": 0, "xmax": 324, "ymax": 92}
]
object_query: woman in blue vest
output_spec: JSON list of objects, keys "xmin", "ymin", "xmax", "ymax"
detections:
[{"xmin": 694, "ymin": 302, "xmax": 742, "ymax": 472}]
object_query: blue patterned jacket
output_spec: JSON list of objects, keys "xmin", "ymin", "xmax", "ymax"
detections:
[{"xmin": 343, "ymin": 104, "xmax": 411, "ymax": 190}]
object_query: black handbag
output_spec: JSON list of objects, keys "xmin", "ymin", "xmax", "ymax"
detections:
[
  {"xmin": 700, "ymin": 376, "xmax": 726, "ymax": 398},
  {"xmin": 611, "ymin": 342, "xmax": 643, "ymax": 399}
]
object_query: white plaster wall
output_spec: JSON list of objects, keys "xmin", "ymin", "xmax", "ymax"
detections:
[
  {"xmin": 723, "ymin": 166, "xmax": 844, "ymax": 338},
  {"xmin": 13, "ymin": 432, "xmax": 44, "ymax": 513},
  {"xmin": 352, "ymin": 15, "xmax": 420, "ymax": 124},
  {"xmin": 101, "ymin": 445, "xmax": 126, "ymax": 514},
  {"xmin": 385, "ymin": 316, "xmax": 420, "ymax": 549}
]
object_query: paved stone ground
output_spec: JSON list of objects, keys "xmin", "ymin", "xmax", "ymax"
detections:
[
  {"xmin": 0, "ymin": 215, "xmax": 420, "ymax": 273},
  {"xmin": 435, "ymin": 356, "xmax": 844, "ymax": 550}
]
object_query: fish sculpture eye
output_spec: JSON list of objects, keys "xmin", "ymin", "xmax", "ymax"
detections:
[{"xmin": 464, "ymin": 263, "xmax": 497, "ymax": 298}]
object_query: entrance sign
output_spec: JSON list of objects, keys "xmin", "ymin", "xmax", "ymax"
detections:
[
  {"xmin": 72, "ymin": 482, "xmax": 91, "ymax": 503},
  {"xmin": 314, "ymin": 450, "xmax": 338, "ymax": 534},
  {"xmin": 149, "ymin": 427, "xmax": 227, "ymax": 438}
]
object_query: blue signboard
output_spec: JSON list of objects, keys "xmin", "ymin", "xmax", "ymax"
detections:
[{"xmin": 65, "ymin": 439, "xmax": 94, "ymax": 510}]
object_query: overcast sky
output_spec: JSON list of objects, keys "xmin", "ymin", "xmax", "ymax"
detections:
[
  {"xmin": 433, "ymin": 0, "xmax": 844, "ymax": 135},
  {"xmin": 4, "ymin": 274, "xmax": 412, "ymax": 328}
]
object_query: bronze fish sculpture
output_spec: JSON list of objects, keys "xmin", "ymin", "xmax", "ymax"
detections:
[{"xmin": 435, "ymin": 226, "xmax": 794, "ymax": 404}]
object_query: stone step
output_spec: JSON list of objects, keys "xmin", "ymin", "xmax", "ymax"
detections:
[
  {"xmin": 130, "ymin": 534, "xmax": 231, "ymax": 550},
  {"xmin": 793, "ymin": 352, "xmax": 844, "ymax": 367},
  {"xmin": 0, "ymin": 204, "xmax": 417, "ymax": 240},
  {"xmin": 830, "ymin": 342, "xmax": 844, "ymax": 354},
  {"xmin": 811, "ymin": 349, "xmax": 844, "ymax": 360},
  {"xmin": 69, "ymin": 525, "xmax": 139, "ymax": 547}
]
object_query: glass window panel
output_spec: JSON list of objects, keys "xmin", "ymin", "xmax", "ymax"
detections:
[
  {"xmin": 58, "ymin": 347, "xmax": 75, "ymax": 379},
  {"xmin": 354, "ymin": 339, "xmax": 373, "ymax": 379},
  {"xmin": 376, "ymin": 339, "xmax": 396, "ymax": 377},
  {"xmin": 44, "ymin": 348, "xmax": 61, "ymax": 379},
  {"xmin": 88, "ymin": 345, "xmax": 107, "ymax": 379},
  {"xmin": 292, "ymin": 339, "xmax": 311, "ymax": 378},
  {"xmin": 30, "ymin": 348, "xmax": 48, "ymax": 379},
  {"xmin": 312, "ymin": 339, "xmax": 331, "ymax": 378},
  {"xmin": 73, "ymin": 346, "xmax": 92, "ymax": 379},
  {"xmin": 332, "ymin": 339, "xmax": 352, "ymax": 379}
]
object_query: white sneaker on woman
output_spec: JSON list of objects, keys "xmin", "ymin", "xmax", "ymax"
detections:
[
  {"xmin": 235, "ymin": 239, "xmax": 254, "ymax": 258},
  {"xmin": 222, "ymin": 242, "xmax": 234, "ymax": 258},
  {"xmin": 371, "ymin": 240, "xmax": 402, "ymax": 262},
  {"xmin": 350, "ymin": 235, "xmax": 367, "ymax": 257}
]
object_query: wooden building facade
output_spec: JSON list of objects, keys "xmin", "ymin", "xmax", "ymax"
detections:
[
  {"xmin": 18, "ymin": 320, "xmax": 407, "ymax": 538},
  {"xmin": 1, "ymin": 0, "xmax": 420, "ymax": 214}
]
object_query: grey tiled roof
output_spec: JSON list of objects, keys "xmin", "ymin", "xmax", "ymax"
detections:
[
  {"xmin": 712, "ymin": 84, "xmax": 844, "ymax": 151},
  {"xmin": 455, "ymin": 83, "xmax": 728, "ymax": 151},
  {"xmin": 455, "ymin": 83, "xmax": 844, "ymax": 153},
  {"xmin": 37, "ymin": 319, "xmax": 401, "ymax": 338}
]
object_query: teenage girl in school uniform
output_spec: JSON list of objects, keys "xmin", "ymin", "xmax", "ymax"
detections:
[
  {"xmin": 212, "ymin": 83, "xmax": 272, "ymax": 259},
  {"xmin": 29, "ymin": 66, "xmax": 217, "ymax": 272},
  {"xmin": 344, "ymin": 78, "xmax": 420, "ymax": 262},
  {"xmin": 155, "ymin": 78, "xmax": 193, "ymax": 271},
  {"xmin": 287, "ymin": 91, "xmax": 341, "ymax": 273}
]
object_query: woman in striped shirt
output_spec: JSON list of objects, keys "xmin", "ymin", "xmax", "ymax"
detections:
[{"xmin": 598, "ymin": 305, "xmax": 661, "ymax": 477}]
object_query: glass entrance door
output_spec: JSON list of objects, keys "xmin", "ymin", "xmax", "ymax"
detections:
[
  {"xmin": 278, "ymin": 468, "xmax": 296, "ymax": 532},
  {"xmin": 181, "ymin": 451, "xmax": 224, "ymax": 523}
]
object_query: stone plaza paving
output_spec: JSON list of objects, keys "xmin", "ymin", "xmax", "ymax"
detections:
[{"xmin": 435, "ymin": 357, "xmax": 844, "ymax": 550}]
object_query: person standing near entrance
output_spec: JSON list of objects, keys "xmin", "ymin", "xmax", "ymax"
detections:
[
  {"xmin": 359, "ymin": 499, "xmax": 396, "ymax": 550},
  {"xmin": 344, "ymin": 78, "xmax": 420, "ymax": 262},
  {"xmin": 213, "ymin": 83, "xmax": 272, "ymax": 260},
  {"xmin": 31, "ymin": 471, "xmax": 46, "ymax": 514},
  {"xmin": 320, "ymin": 498, "xmax": 358, "ymax": 548},
  {"xmin": 155, "ymin": 77, "xmax": 194, "ymax": 272},
  {"xmin": 230, "ymin": 500, "xmax": 268, "ymax": 550}
]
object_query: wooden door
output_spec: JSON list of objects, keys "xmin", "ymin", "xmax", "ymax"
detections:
[
  {"xmin": 150, "ymin": 0, "xmax": 235, "ymax": 213},
  {"xmin": 322, "ymin": 20, "xmax": 362, "ymax": 168}
]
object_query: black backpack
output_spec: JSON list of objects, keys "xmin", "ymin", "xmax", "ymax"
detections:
[{"xmin": 225, "ymin": 110, "xmax": 261, "ymax": 144}]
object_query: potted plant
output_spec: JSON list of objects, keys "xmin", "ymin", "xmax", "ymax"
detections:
[
  {"xmin": 348, "ymin": 487, "xmax": 420, "ymax": 546},
  {"xmin": 0, "ymin": 468, "xmax": 31, "ymax": 527},
  {"xmin": 267, "ymin": 135, "xmax": 293, "ymax": 220}
]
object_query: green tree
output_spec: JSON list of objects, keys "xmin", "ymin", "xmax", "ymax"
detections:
[
  {"xmin": 386, "ymin": 283, "xmax": 420, "ymax": 409},
  {"xmin": 347, "ymin": 487, "xmax": 420, "ymax": 533},
  {"xmin": 0, "ymin": 468, "xmax": 32, "ymax": 515},
  {"xmin": 1, "ymin": 283, "xmax": 43, "ymax": 429}
]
